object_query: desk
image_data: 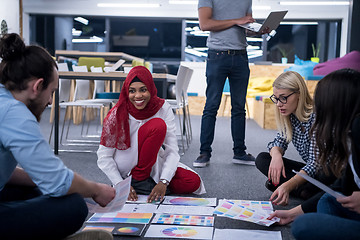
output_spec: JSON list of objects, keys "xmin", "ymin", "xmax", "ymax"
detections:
[
  {"xmin": 55, "ymin": 50, "xmax": 144, "ymax": 62},
  {"xmin": 54, "ymin": 71, "xmax": 176, "ymax": 154}
]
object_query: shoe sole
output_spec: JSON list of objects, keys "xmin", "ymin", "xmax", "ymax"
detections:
[
  {"xmin": 193, "ymin": 162, "xmax": 210, "ymax": 168},
  {"xmin": 64, "ymin": 230, "xmax": 113, "ymax": 240},
  {"xmin": 232, "ymin": 159, "xmax": 255, "ymax": 166}
]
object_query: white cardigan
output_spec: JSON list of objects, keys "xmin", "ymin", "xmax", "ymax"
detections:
[{"xmin": 97, "ymin": 101, "xmax": 206, "ymax": 194}]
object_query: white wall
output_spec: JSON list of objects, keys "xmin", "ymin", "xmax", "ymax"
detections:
[{"xmin": 0, "ymin": 0, "xmax": 20, "ymax": 34}]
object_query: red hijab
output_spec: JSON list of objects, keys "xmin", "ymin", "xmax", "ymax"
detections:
[{"xmin": 100, "ymin": 66, "xmax": 165, "ymax": 150}]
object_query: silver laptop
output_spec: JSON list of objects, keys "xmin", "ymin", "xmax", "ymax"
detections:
[{"xmin": 239, "ymin": 10, "xmax": 288, "ymax": 33}]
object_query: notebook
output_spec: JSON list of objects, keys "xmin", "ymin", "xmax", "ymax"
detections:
[{"xmin": 238, "ymin": 10, "xmax": 288, "ymax": 33}]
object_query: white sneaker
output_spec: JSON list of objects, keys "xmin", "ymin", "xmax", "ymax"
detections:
[{"xmin": 64, "ymin": 230, "xmax": 113, "ymax": 240}]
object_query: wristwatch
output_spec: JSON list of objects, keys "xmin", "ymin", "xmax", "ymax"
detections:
[{"xmin": 160, "ymin": 179, "xmax": 169, "ymax": 186}]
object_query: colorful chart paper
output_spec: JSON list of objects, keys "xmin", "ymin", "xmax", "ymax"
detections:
[
  {"xmin": 111, "ymin": 223, "xmax": 146, "ymax": 236},
  {"xmin": 214, "ymin": 200, "xmax": 279, "ymax": 226},
  {"xmin": 152, "ymin": 214, "xmax": 214, "ymax": 227},
  {"xmin": 144, "ymin": 224, "xmax": 213, "ymax": 239},
  {"xmin": 156, "ymin": 205, "xmax": 215, "ymax": 216},
  {"xmin": 229, "ymin": 200, "xmax": 274, "ymax": 214},
  {"xmin": 87, "ymin": 212, "xmax": 153, "ymax": 224},
  {"xmin": 162, "ymin": 196, "xmax": 217, "ymax": 207},
  {"xmin": 82, "ymin": 225, "xmax": 114, "ymax": 232}
]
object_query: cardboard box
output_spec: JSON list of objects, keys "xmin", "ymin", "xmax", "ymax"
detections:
[{"xmin": 253, "ymin": 97, "xmax": 277, "ymax": 130}]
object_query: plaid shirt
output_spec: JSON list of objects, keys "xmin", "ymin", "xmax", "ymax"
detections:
[{"xmin": 267, "ymin": 113, "xmax": 318, "ymax": 177}]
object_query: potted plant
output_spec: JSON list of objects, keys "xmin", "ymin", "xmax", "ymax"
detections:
[
  {"xmin": 311, "ymin": 43, "xmax": 321, "ymax": 63},
  {"xmin": 278, "ymin": 47, "xmax": 294, "ymax": 64}
]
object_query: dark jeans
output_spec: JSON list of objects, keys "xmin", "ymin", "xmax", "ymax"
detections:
[
  {"xmin": 0, "ymin": 184, "xmax": 88, "ymax": 240},
  {"xmin": 200, "ymin": 49, "xmax": 250, "ymax": 157},
  {"xmin": 255, "ymin": 152, "xmax": 336, "ymax": 199},
  {"xmin": 292, "ymin": 194, "xmax": 360, "ymax": 240}
]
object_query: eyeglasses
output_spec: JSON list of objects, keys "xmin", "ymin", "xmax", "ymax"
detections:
[{"xmin": 270, "ymin": 92, "xmax": 297, "ymax": 104}]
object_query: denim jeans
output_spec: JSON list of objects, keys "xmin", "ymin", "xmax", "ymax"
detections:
[
  {"xmin": 200, "ymin": 49, "xmax": 250, "ymax": 157},
  {"xmin": 0, "ymin": 184, "xmax": 88, "ymax": 240},
  {"xmin": 292, "ymin": 193, "xmax": 360, "ymax": 240}
]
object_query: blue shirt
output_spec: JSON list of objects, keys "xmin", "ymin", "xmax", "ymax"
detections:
[
  {"xmin": 0, "ymin": 84, "xmax": 74, "ymax": 196},
  {"xmin": 267, "ymin": 113, "xmax": 318, "ymax": 177}
]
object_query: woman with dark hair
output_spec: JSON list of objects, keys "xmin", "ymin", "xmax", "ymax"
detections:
[
  {"xmin": 0, "ymin": 33, "xmax": 115, "ymax": 240},
  {"xmin": 97, "ymin": 66, "xmax": 205, "ymax": 203},
  {"xmin": 292, "ymin": 68, "xmax": 360, "ymax": 240}
]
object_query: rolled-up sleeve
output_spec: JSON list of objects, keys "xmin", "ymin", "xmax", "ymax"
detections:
[
  {"xmin": 2, "ymin": 104, "xmax": 73, "ymax": 197},
  {"xmin": 267, "ymin": 132, "xmax": 288, "ymax": 154}
]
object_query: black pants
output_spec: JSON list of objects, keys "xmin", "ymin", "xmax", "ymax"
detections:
[
  {"xmin": 255, "ymin": 152, "xmax": 336, "ymax": 199},
  {"xmin": 0, "ymin": 184, "xmax": 88, "ymax": 240}
]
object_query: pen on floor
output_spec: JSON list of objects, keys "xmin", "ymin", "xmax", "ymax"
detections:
[{"xmin": 157, "ymin": 197, "xmax": 165, "ymax": 209}]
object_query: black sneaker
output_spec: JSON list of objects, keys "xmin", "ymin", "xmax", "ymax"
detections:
[
  {"xmin": 193, "ymin": 154, "xmax": 210, "ymax": 168},
  {"xmin": 232, "ymin": 153, "xmax": 255, "ymax": 165},
  {"xmin": 265, "ymin": 180, "xmax": 278, "ymax": 192}
]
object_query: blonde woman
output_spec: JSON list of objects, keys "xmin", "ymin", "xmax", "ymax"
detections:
[{"xmin": 255, "ymin": 71, "xmax": 335, "ymax": 206}]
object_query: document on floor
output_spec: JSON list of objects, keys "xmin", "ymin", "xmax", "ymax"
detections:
[
  {"xmin": 162, "ymin": 196, "xmax": 217, "ymax": 207},
  {"xmin": 214, "ymin": 199, "xmax": 279, "ymax": 226},
  {"xmin": 111, "ymin": 223, "xmax": 146, "ymax": 237},
  {"xmin": 144, "ymin": 224, "xmax": 213, "ymax": 240},
  {"xmin": 152, "ymin": 214, "xmax": 215, "ymax": 227},
  {"xmin": 85, "ymin": 176, "xmax": 131, "ymax": 213},
  {"xmin": 156, "ymin": 205, "xmax": 215, "ymax": 216},
  {"xmin": 213, "ymin": 229, "xmax": 282, "ymax": 240},
  {"xmin": 87, "ymin": 212, "xmax": 153, "ymax": 224},
  {"xmin": 126, "ymin": 194, "xmax": 163, "ymax": 204},
  {"xmin": 118, "ymin": 203, "xmax": 158, "ymax": 213},
  {"xmin": 226, "ymin": 199, "xmax": 274, "ymax": 215}
]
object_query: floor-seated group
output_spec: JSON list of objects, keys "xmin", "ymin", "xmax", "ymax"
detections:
[{"xmin": 1, "ymin": 33, "xmax": 360, "ymax": 240}]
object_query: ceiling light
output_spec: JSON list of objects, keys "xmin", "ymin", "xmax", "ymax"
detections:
[
  {"xmin": 281, "ymin": 21, "xmax": 319, "ymax": 25},
  {"xmin": 74, "ymin": 17, "xmax": 88, "ymax": 25},
  {"xmin": 72, "ymin": 36, "xmax": 103, "ymax": 43},
  {"xmin": 97, "ymin": 3, "xmax": 160, "ymax": 8},
  {"xmin": 279, "ymin": 1, "xmax": 349, "ymax": 6},
  {"xmin": 169, "ymin": 0, "xmax": 197, "ymax": 4}
]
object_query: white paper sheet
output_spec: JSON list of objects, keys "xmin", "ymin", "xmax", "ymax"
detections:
[
  {"xmin": 118, "ymin": 203, "xmax": 158, "ymax": 213},
  {"xmin": 85, "ymin": 176, "xmax": 131, "ymax": 213},
  {"xmin": 126, "ymin": 194, "xmax": 163, "ymax": 204},
  {"xmin": 162, "ymin": 196, "xmax": 217, "ymax": 207},
  {"xmin": 144, "ymin": 224, "xmax": 213, "ymax": 239},
  {"xmin": 293, "ymin": 170, "xmax": 345, "ymax": 198},
  {"xmin": 156, "ymin": 205, "xmax": 215, "ymax": 216},
  {"xmin": 222, "ymin": 199, "xmax": 274, "ymax": 215},
  {"xmin": 214, "ymin": 200, "xmax": 279, "ymax": 226},
  {"xmin": 213, "ymin": 229, "xmax": 282, "ymax": 240}
]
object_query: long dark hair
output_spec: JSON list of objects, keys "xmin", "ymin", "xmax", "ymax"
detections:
[
  {"xmin": 0, "ymin": 33, "xmax": 57, "ymax": 91},
  {"xmin": 313, "ymin": 68, "xmax": 360, "ymax": 177}
]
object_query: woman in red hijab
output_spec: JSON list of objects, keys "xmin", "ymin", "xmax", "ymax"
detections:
[{"xmin": 97, "ymin": 66, "xmax": 205, "ymax": 202}]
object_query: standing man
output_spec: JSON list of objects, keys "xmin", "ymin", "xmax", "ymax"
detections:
[
  {"xmin": 193, "ymin": 0, "xmax": 261, "ymax": 168},
  {"xmin": 0, "ymin": 33, "xmax": 115, "ymax": 240}
]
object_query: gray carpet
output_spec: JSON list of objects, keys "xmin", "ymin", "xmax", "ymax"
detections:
[{"xmin": 40, "ymin": 108, "xmax": 303, "ymax": 240}]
